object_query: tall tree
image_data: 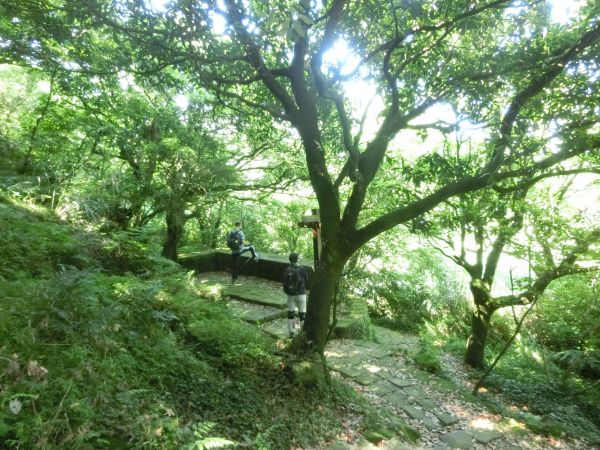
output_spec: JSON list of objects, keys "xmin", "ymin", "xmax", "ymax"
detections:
[{"xmin": 429, "ymin": 169, "xmax": 600, "ymax": 368}]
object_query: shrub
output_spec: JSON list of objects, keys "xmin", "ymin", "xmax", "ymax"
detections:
[
  {"xmin": 414, "ymin": 325, "xmax": 442, "ymax": 374},
  {"xmin": 531, "ymin": 274, "xmax": 600, "ymax": 352}
]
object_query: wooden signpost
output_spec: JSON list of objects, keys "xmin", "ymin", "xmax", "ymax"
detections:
[{"xmin": 299, "ymin": 209, "xmax": 321, "ymax": 269}]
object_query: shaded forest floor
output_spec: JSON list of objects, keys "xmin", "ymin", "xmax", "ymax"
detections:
[{"xmin": 195, "ymin": 271, "xmax": 598, "ymax": 450}]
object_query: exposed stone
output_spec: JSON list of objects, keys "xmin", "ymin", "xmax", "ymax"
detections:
[
  {"xmin": 179, "ymin": 249, "xmax": 219, "ymax": 273},
  {"xmin": 422, "ymin": 417, "xmax": 440, "ymax": 431},
  {"xmin": 403, "ymin": 385, "xmax": 428, "ymax": 399},
  {"xmin": 354, "ymin": 371, "xmax": 382, "ymax": 386},
  {"xmin": 225, "ymin": 300, "xmax": 287, "ymax": 323},
  {"xmin": 370, "ymin": 367, "xmax": 391, "ymax": 378},
  {"xmin": 386, "ymin": 394, "xmax": 425, "ymax": 420},
  {"xmin": 372, "ymin": 325, "xmax": 419, "ymax": 345},
  {"xmin": 369, "ymin": 380, "xmax": 398, "ymax": 396},
  {"xmin": 414, "ymin": 397, "xmax": 436, "ymax": 411},
  {"xmin": 400, "ymin": 404, "xmax": 425, "ymax": 420},
  {"xmin": 335, "ymin": 354, "xmax": 367, "ymax": 366},
  {"xmin": 325, "ymin": 354, "xmax": 350, "ymax": 369},
  {"xmin": 440, "ymin": 430, "xmax": 473, "ymax": 449},
  {"xmin": 336, "ymin": 365, "xmax": 363, "ymax": 379},
  {"xmin": 472, "ymin": 429, "xmax": 503, "ymax": 444},
  {"xmin": 435, "ymin": 411, "xmax": 460, "ymax": 426},
  {"xmin": 260, "ymin": 319, "xmax": 290, "ymax": 339},
  {"xmin": 363, "ymin": 347, "xmax": 394, "ymax": 358},
  {"xmin": 382, "ymin": 438, "xmax": 413, "ymax": 450},
  {"xmin": 386, "ymin": 391, "xmax": 410, "ymax": 406},
  {"xmin": 186, "ymin": 251, "xmax": 314, "ymax": 283},
  {"xmin": 188, "ymin": 271, "xmax": 528, "ymax": 450},
  {"xmin": 386, "ymin": 377, "xmax": 414, "ymax": 388},
  {"xmin": 226, "ymin": 284, "xmax": 287, "ymax": 307},
  {"xmin": 387, "ymin": 417, "xmax": 421, "ymax": 443}
]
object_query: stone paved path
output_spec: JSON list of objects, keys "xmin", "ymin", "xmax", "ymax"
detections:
[
  {"xmin": 320, "ymin": 338, "xmax": 508, "ymax": 450},
  {"xmin": 194, "ymin": 272, "xmax": 594, "ymax": 450}
]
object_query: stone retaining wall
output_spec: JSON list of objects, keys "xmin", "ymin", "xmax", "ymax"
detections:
[{"xmin": 179, "ymin": 249, "xmax": 313, "ymax": 286}]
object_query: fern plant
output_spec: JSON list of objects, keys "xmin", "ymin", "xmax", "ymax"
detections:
[{"xmin": 182, "ymin": 422, "xmax": 235, "ymax": 450}]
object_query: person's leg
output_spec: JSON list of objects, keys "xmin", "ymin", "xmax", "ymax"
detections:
[
  {"xmin": 287, "ymin": 295, "xmax": 297, "ymax": 337},
  {"xmin": 237, "ymin": 247, "xmax": 254, "ymax": 277},
  {"xmin": 247, "ymin": 245, "xmax": 259, "ymax": 260},
  {"xmin": 240, "ymin": 245, "xmax": 259, "ymax": 261},
  {"xmin": 231, "ymin": 253, "xmax": 240, "ymax": 282},
  {"xmin": 297, "ymin": 294, "xmax": 307, "ymax": 331}
]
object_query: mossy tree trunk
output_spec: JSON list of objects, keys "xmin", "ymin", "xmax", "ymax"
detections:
[
  {"xmin": 304, "ymin": 240, "xmax": 349, "ymax": 353},
  {"xmin": 162, "ymin": 199, "xmax": 186, "ymax": 261},
  {"xmin": 465, "ymin": 279, "xmax": 494, "ymax": 369}
]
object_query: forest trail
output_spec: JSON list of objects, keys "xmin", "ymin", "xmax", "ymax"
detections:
[{"xmin": 194, "ymin": 272, "xmax": 593, "ymax": 450}]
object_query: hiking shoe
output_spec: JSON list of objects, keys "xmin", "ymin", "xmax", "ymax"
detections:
[{"xmin": 254, "ymin": 253, "xmax": 260, "ymax": 262}]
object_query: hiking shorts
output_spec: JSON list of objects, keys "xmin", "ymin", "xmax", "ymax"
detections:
[{"xmin": 287, "ymin": 294, "xmax": 306, "ymax": 313}]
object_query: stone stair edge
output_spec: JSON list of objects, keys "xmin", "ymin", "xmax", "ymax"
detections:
[
  {"xmin": 180, "ymin": 248, "xmax": 313, "ymax": 265},
  {"xmin": 227, "ymin": 291, "xmax": 287, "ymax": 308}
]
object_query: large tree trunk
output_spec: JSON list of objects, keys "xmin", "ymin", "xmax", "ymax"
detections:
[
  {"xmin": 161, "ymin": 200, "xmax": 185, "ymax": 261},
  {"xmin": 304, "ymin": 242, "xmax": 348, "ymax": 353},
  {"xmin": 465, "ymin": 279, "xmax": 494, "ymax": 369}
]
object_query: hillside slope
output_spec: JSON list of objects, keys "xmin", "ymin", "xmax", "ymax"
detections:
[{"xmin": 0, "ymin": 192, "xmax": 353, "ymax": 449}]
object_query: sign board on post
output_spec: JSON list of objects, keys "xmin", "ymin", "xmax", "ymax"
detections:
[{"xmin": 298, "ymin": 208, "xmax": 321, "ymax": 269}]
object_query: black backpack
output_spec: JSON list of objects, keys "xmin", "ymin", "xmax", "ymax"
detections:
[
  {"xmin": 283, "ymin": 265, "xmax": 304, "ymax": 295},
  {"xmin": 227, "ymin": 230, "xmax": 242, "ymax": 250}
]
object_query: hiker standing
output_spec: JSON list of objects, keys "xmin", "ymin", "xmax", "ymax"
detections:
[
  {"xmin": 282, "ymin": 252, "xmax": 309, "ymax": 338},
  {"xmin": 227, "ymin": 221, "xmax": 259, "ymax": 282}
]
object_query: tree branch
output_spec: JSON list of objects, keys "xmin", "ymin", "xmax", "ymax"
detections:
[
  {"xmin": 309, "ymin": 0, "xmax": 359, "ymax": 178},
  {"xmin": 493, "ymin": 167, "xmax": 600, "ymax": 194},
  {"xmin": 355, "ymin": 90, "xmax": 600, "ymax": 248},
  {"xmin": 482, "ymin": 188, "xmax": 528, "ymax": 284},
  {"xmin": 492, "ymin": 228, "xmax": 600, "ymax": 310},
  {"xmin": 482, "ymin": 20, "xmax": 600, "ymax": 176},
  {"xmin": 223, "ymin": 0, "xmax": 299, "ymax": 120}
]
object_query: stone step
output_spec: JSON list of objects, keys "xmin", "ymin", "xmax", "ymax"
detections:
[
  {"xmin": 261, "ymin": 318, "xmax": 294, "ymax": 339},
  {"xmin": 225, "ymin": 299, "xmax": 287, "ymax": 324},
  {"xmin": 369, "ymin": 379, "xmax": 398, "ymax": 396},
  {"xmin": 434, "ymin": 411, "xmax": 460, "ymax": 427},
  {"xmin": 440, "ymin": 430, "xmax": 472, "ymax": 449},
  {"xmin": 194, "ymin": 272, "xmax": 288, "ymax": 308},
  {"xmin": 225, "ymin": 284, "xmax": 288, "ymax": 308}
]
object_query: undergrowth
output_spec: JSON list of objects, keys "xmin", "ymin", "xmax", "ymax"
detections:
[
  {"xmin": 413, "ymin": 325, "xmax": 442, "ymax": 374},
  {"xmin": 0, "ymin": 196, "xmax": 354, "ymax": 449},
  {"xmin": 482, "ymin": 344, "xmax": 600, "ymax": 444},
  {"xmin": 431, "ymin": 325, "xmax": 600, "ymax": 445}
]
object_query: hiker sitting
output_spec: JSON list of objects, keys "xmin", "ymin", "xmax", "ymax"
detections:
[
  {"xmin": 227, "ymin": 221, "xmax": 259, "ymax": 282},
  {"xmin": 282, "ymin": 252, "xmax": 309, "ymax": 338}
]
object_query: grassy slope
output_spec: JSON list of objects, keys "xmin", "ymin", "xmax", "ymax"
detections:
[{"xmin": 0, "ymin": 191, "xmax": 356, "ymax": 449}]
